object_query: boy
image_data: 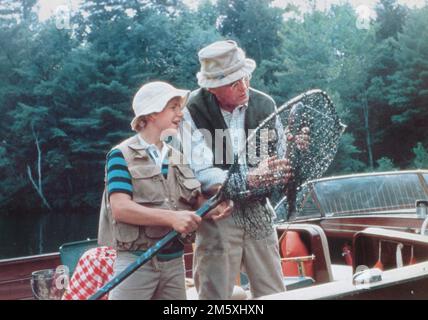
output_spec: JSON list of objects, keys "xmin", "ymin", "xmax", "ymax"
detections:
[{"xmin": 98, "ymin": 81, "xmax": 232, "ymax": 300}]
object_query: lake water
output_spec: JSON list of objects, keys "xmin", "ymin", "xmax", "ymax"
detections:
[{"xmin": 0, "ymin": 211, "xmax": 99, "ymax": 260}]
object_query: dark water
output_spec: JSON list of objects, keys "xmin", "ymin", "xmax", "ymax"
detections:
[{"xmin": 0, "ymin": 211, "xmax": 98, "ymax": 260}]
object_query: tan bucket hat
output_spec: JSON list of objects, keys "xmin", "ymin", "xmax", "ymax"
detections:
[
  {"xmin": 130, "ymin": 81, "xmax": 189, "ymax": 131},
  {"xmin": 196, "ymin": 40, "xmax": 256, "ymax": 88}
]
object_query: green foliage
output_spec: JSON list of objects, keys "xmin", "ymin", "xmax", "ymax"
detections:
[
  {"xmin": 375, "ymin": 157, "xmax": 396, "ymax": 171},
  {"xmin": 410, "ymin": 142, "xmax": 428, "ymax": 169},
  {"xmin": 328, "ymin": 133, "xmax": 367, "ymax": 174},
  {"xmin": 1, "ymin": 0, "xmax": 427, "ymax": 214},
  {"xmin": 375, "ymin": 0, "xmax": 407, "ymax": 40},
  {"xmin": 385, "ymin": 6, "xmax": 428, "ymax": 164},
  {"xmin": 217, "ymin": 0, "xmax": 284, "ymax": 63}
]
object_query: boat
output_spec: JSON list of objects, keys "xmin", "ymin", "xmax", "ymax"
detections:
[{"xmin": 2, "ymin": 170, "xmax": 428, "ymax": 300}]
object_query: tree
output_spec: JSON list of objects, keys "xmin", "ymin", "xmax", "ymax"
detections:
[
  {"xmin": 411, "ymin": 142, "xmax": 428, "ymax": 169},
  {"xmin": 0, "ymin": 0, "xmax": 225, "ymax": 213},
  {"xmin": 328, "ymin": 133, "xmax": 367, "ymax": 174},
  {"xmin": 1, "ymin": 0, "xmax": 427, "ymax": 216},
  {"xmin": 361, "ymin": 0, "xmax": 407, "ymax": 167},
  {"xmin": 328, "ymin": 5, "xmax": 378, "ymax": 170},
  {"xmin": 194, "ymin": 0, "xmax": 218, "ymax": 30},
  {"xmin": 26, "ymin": 122, "xmax": 52, "ymax": 210},
  {"xmin": 0, "ymin": 0, "xmax": 37, "ymax": 25},
  {"xmin": 7, "ymin": 102, "xmax": 55, "ymax": 210},
  {"xmin": 375, "ymin": 157, "xmax": 396, "ymax": 172},
  {"xmin": 216, "ymin": 0, "xmax": 284, "ymax": 64},
  {"xmin": 273, "ymin": 4, "xmax": 377, "ymax": 170},
  {"xmin": 364, "ymin": 39, "xmax": 399, "ymax": 164},
  {"xmin": 375, "ymin": 0, "xmax": 407, "ymax": 41},
  {"xmin": 387, "ymin": 6, "xmax": 428, "ymax": 165}
]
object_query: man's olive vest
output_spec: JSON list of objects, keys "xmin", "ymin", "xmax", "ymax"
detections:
[
  {"xmin": 98, "ymin": 135, "xmax": 201, "ymax": 251},
  {"xmin": 186, "ymin": 88, "xmax": 278, "ymax": 169}
]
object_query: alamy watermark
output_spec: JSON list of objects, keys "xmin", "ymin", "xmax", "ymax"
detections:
[
  {"xmin": 55, "ymin": 5, "xmax": 72, "ymax": 30},
  {"xmin": 168, "ymin": 122, "xmax": 282, "ymax": 166},
  {"xmin": 55, "ymin": 265, "xmax": 70, "ymax": 290},
  {"xmin": 355, "ymin": 5, "xmax": 376, "ymax": 30}
]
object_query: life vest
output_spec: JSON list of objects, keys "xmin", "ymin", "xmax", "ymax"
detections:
[
  {"xmin": 97, "ymin": 135, "xmax": 201, "ymax": 251},
  {"xmin": 279, "ymin": 231, "xmax": 314, "ymax": 278}
]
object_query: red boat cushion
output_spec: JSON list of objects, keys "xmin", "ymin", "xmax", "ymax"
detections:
[{"xmin": 279, "ymin": 231, "xmax": 314, "ymax": 278}]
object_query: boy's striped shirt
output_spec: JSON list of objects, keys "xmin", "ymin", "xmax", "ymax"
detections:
[
  {"xmin": 161, "ymin": 157, "xmax": 169, "ymax": 178},
  {"xmin": 106, "ymin": 149, "xmax": 133, "ymax": 197}
]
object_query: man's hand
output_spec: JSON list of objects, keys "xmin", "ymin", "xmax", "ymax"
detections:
[
  {"xmin": 204, "ymin": 199, "xmax": 234, "ymax": 221},
  {"xmin": 170, "ymin": 210, "xmax": 201, "ymax": 234},
  {"xmin": 203, "ymin": 184, "xmax": 222, "ymax": 198},
  {"xmin": 287, "ymin": 126, "xmax": 310, "ymax": 151},
  {"xmin": 247, "ymin": 156, "xmax": 292, "ymax": 189},
  {"xmin": 196, "ymin": 188, "xmax": 234, "ymax": 221}
]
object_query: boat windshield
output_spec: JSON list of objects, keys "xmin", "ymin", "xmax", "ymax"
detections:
[{"xmin": 311, "ymin": 173, "xmax": 428, "ymax": 217}]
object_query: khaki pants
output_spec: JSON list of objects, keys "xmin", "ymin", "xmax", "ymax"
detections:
[
  {"xmin": 109, "ymin": 251, "xmax": 186, "ymax": 300},
  {"xmin": 193, "ymin": 211, "xmax": 285, "ymax": 300}
]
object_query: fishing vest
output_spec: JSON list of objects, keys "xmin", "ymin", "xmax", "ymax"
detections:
[
  {"xmin": 186, "ymin": 88, "xmax": 278, "ymax": 170},
  {"xmin": 97, "ymin": 135, "xmax": 201, "ymax": 251}
]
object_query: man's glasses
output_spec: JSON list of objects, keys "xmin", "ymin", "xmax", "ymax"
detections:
[{"xmin": 229, "ymin": 75, "xmax": 251, "ymax": 90}]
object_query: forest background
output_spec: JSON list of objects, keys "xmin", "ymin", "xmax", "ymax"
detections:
[{"xmin": 1, "ymin": 0, "xmax": 428, "ymax": 218}]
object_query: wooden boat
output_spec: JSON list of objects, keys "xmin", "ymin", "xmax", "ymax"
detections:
[{"xmin": 2, "ymin": 170, "xmax": 428, "ymax": 300}]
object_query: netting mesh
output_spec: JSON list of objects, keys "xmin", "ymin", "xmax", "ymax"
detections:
[{"xmin": 222, "ymin": 90, "xmax": 345, "ymax": 239}]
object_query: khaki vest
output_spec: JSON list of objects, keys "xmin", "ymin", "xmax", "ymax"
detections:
[{"xmin": 97, "ymin": 135, "xmax": 201, "ymax": 251}]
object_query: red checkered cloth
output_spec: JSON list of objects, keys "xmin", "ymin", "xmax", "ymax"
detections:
[{"xmin": 62, "ymin": 246, "xmax": 117, "ymax": 300}]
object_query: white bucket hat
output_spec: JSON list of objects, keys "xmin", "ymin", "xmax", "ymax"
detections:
[
  {"xmin": 196, "ymin": 40, "xmax": 256, "ymax": 88},
  {"xmin": 130, "ymin": 81, "xmax": 189, "ymax": 131}
]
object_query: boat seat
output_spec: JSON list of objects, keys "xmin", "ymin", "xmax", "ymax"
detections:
[
  {"xmin": 279, "ymin": 230, "xmax": 315, "ymax": 278},
  {"xmin": 277, "ymin": 224, "xmax": 333, "ymax": 283},
  {"xmin": 353, "ymin": 227, "xmax": 428, "ymax": 271},
  {"xmin": 59, "ymin": 239, "xmax": 98, "ymax": 276}
]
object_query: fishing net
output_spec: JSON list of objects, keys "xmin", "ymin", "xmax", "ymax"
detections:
[{"xmin": 222, "ymin": 90, "xmax": 346, "ymax": 239}]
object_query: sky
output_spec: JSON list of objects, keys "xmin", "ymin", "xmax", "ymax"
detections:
[
  {"xmin": 36, "ymin": 0, "xmax": 426, "ymax": 21},
  {"xmin": 273, "ymin": 0, "xmax": 425, "ymax": 11}
]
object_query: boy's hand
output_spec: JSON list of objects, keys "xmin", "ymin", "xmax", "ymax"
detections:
[{"xmin": 171, "ymin": 211, "xmax": 201, "ymax": 234}]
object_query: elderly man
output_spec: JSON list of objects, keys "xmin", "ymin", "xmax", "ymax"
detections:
[{"xmin": 181, "ymin": 40, "xmax": 290, "ymax": 299}]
